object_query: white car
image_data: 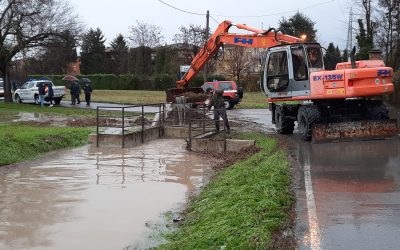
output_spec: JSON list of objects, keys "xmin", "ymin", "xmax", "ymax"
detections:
[
  {"xmin": 14, "ymin": 80, "xmax": 66, "ymax": 105},
  {"xmin": 0, "ymin": 79, "xmax": 4, "ymax": 98}
]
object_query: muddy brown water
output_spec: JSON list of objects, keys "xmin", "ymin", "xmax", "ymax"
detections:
[{"xmin": 0, "ymin": 139, "xmax": 213, "ymax": 250}]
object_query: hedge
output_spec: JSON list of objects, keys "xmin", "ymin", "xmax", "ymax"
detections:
[{"xmin": 29, "ymin": 73, "xmax": 228, "ymax": 91}]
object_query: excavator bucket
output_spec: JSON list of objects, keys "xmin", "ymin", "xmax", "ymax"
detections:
[
  {"xmin": 166, "ymin": 87, "xmax": 209, "ymax": 103},
  {"xmin": 312, "ymin": 119, "xmax": 398, "ymax": 143}
]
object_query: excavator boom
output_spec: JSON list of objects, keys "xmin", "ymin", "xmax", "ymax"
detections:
[{"xmin": 176, "ymin": 20, "xmax": 302, "ymax": 87}]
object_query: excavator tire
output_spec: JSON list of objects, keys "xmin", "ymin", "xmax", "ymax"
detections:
[
  {"xmin": 297, "ymin": 105, "xmax": 321, "ymax": 141},
  {"xmin": 275, "ymin": 105, "xmax": 295, "ymax": 134},
  {"xmin": 367, "ymin": 101, "xmax": 389, "ymax": 120}
]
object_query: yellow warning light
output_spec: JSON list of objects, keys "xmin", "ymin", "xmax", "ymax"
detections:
[{"xmin": 300, "ymin": 34, "xmax": 307, "ymax": 41}]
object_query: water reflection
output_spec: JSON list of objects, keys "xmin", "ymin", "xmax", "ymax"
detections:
[{"xmin": 0, "ymin": 139, "xmax": 212, "ymax": 250}]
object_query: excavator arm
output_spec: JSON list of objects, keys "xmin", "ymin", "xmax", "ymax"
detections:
[{"xmin": 176, "ymin": 20, "xmax": 302, "ymax": 88}]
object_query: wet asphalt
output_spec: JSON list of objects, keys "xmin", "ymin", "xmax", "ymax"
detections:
[{"xmin": 227, "ymin": 108, "xmax": 400, "ymax": 250}]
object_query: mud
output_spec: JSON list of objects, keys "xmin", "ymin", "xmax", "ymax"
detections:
[{"xmin": 0, "ymin": 139, "xmax": 214, "ymax": 250}]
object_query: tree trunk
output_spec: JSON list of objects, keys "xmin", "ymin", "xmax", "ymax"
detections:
[{"xmin": 1, "ymin": 68, "xmax": 13, "ymax": 103}]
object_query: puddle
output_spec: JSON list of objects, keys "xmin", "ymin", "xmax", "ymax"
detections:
[
  {"xmin": 229, "ymin": 109, "xmax": 276, "ymax": 133},
  {"xmin": 0, "ymin": 112, "xmax": 70, "ymax": 127},
  {"xmin": 0, "ymin": 139, "xmax": 213, "ymax": 250}
]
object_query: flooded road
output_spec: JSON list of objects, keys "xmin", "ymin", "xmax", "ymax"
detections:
[{"xmin": 0, "ymin": 139, "xmax": 212, "ymax": 250}]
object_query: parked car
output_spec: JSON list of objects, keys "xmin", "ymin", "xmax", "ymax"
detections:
[
  {"xmin": 14, "ymin": 79, "xmax": 66, "ymax": 105},
  {"xmin": 0, "ymin": 78, "xmax": 3, "ymax": 98},
  {"xmin": 201, "ymin": 81, "xmax": 244, "ymax": 109}
]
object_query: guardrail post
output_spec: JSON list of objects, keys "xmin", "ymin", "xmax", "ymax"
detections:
[
  {"xmin": 141, "ymin": 105, "xmax": 144, "ymax": 143},
  {"xmin": 158, "ymin": 103, "xmax": 161, "ymax": 137},
  {"xmin": 202, "ymin": 106, "xmax": 206, "ymax": 133},
  {"xmin": 96, "ymin": 107, "xmax": 99, "ymax": 147},
  {"xmin": 122, "ymin": 107, "xmax": 125, "ymax": 148},
  {"xmin": 188, "ymin": 107, "xmax": 192, "ymax": 151}
]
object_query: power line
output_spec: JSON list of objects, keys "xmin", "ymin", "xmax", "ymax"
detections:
[
  {"xmin": 157, "ymin": 0, "xmax": 205, "ymax": 16},
  {"xmin": 211, "ymin": 0, "xmax": 335, "ymax": 18},
  {"xmin": 209, "ymin": 15, "xmax": 220, "ymax": 25},
  {"xmin": 157, "ymin": 0, "xmax": 335, "ymax": 21}
]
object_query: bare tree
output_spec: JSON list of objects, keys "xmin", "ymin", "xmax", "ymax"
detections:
[
  {"xmin": 128, "ymin": 20, "xmax": 163, "ymax": 48},
  {"xmin": 173, "ymin": 24, "xmax": 208, "ymax": 63},
  {"xmin": 223, "ymin": 46, "xmax": 257, "ymax": 84},
  {"xmin": 0, "ymin": 0, "xmax": 80, "ymax": 102}
]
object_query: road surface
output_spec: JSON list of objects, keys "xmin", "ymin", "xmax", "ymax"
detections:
[{"xmin": 228, "ymin": 108, "xmax": 400, "ymax": 249}]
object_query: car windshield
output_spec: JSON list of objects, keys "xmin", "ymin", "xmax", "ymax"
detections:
[
  {"xmin": 36, "ymin": 81, "xmax": 52, "ymax": 87},
  {"xmin": 202, "ymin": 83, "xmax": 214, "ymax": 92},
  {"xmin": 217, "ymin": 82, "xmax": 233, "ymax": 90}
]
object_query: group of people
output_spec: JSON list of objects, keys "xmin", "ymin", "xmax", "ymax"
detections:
[{"xmin": 69, "ymin": 80, "xmax": 93, "ymax": 106}]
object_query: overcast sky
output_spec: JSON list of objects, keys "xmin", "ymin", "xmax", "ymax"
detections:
[{"xmin": 68, "ymin": 0, "xmax": 353, "ymax": 49}]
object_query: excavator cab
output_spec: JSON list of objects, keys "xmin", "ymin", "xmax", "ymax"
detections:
[{"xmin": 262, "ymin": 43, "xmax": 324, "ymax": 99}]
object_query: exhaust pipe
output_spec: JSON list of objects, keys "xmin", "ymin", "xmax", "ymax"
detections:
[{"xmin": 350, "ymin": 46, "xmax": 356, "ymax": 69}]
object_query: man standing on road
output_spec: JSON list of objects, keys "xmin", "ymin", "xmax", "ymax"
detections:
[
  {"xmin": 38, "ymin": 82, "xmax": 46, "ymax": 107},
  {"xmin": 83, "ymin": 82, "xmax": 93, "ymax": 106},
  {"xmin": 208, "ymin": 89, "xmax": 230, "ymax": 133},
  {"xmin": 75, "ymin": 81, "xmax": 81, "ymax": 104}
]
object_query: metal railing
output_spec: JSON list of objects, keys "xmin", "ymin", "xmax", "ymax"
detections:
[
  {"xmin": 187, "ymin": 104, "xmax": 228, "ymax": 151},
  {"xmin": 96, "ymin": 103, "xmax": 165, "ymax": 148}
]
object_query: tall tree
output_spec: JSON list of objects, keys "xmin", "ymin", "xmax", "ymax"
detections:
[
  {"xmin": 223, "ymin": 46, "xmax": 257, "ymax": 84},
  {"xmin": 128, "ymin": 20, "xmax": 164, "ymax": 48},
  {"xmin": 0, "ymin": 0, "xmax": 80, "ymax": 102},
  {"xmin": 128, "ymin": 21, "xmax": 163, "ymax": 75},
  {"xmin": 29, "ymin": 30, "xmax": 78, "ymax": 74},
  {"xmin": 80, "ymin": 28, "xmax": 106, "ymax": 74},
  {"xmin": 173, "ymin": 24, "xmax": 208, "ymax": 63},
  {"xmin": 377, "ymin": 0, "xmax": 400, "ymax": 68},
  {"xmin": 279, "ymin": 12, "xmax": 317, "ymax": 42},
  {"xmin": 355, "ymin": 19, "xmax": 374, "ymax": 59},
  {"xmin": 109, "ymin": 34, "xmax": 129, "ymax": 75}
]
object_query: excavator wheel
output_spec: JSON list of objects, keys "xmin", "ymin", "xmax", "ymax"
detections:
[
  {"xmin": 297, "ymin": 105, "xmax": 321, "ymax": 141},
  {"xmin": 367, "ymin": 101, "xmax": 389, "ymax": 120},
  {"xmin": 275, "ymin": 105, "xmax": 295, "ymax": 134}
]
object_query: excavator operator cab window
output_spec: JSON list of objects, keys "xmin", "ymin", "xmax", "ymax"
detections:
[
  {"xmin": 306, "ymin": 46, "xmax": 323, "ymax": 69},
  {"xmin": 291, "ymin": 47, "xmax": 308, "ymax": 81},
  {"xmin": 266, "ymin": 51, "xmax": 289, "ymax": 92}
]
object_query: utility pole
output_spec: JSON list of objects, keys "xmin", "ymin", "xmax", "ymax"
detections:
[
  {"xmin": 204, "ymin": 10, "xmax": 210, "ymax": 83},
  {"xmin": 346, "ymin": 8, "xmax": 353, "ymax": 61}
]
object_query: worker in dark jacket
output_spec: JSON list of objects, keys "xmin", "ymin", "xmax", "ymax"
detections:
[
  {"xmin": 208, "ymin": 89, "xmax": 230, "ymax": 132},
  {"xmin": 46, "ymin": 83, "xmax": 54, "ymax": 107}
]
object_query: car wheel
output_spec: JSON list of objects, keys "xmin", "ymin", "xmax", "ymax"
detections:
[
  {"xmin": 224, "ymin": 98, "xmax": 234, "ymax": 110},
  {"xmin": 54, "ymin": 98, "xmax": 61, "ymax": 105},
  {"xmin": 15, "ymin": 94, "xmax": 22, "ymax": 103}
]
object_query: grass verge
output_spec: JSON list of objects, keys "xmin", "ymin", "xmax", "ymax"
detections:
[
  {"xmin": 0, "ymin": 124, "xmax": 91, "ymax": 166},
  {"xmin": 0, "ymin": 102, "xmax": 98, "ymax": 117},
  {"xmin": 64, "ymin": 90, "xmax": 269, "ymax": 109},
  {"xmin": 159, "ymin": 133, "xmax": 292, "ymax": 249}
]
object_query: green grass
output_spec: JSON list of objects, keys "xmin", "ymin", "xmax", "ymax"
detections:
[
  {"xmin": 0, "ymin": 124, "xmax": 91, "ymax": 166},
  {"xmin": 159, "ymin": 133, "xmax": 292, "ymax": 249},
  {"xmin": 64, "ymin": 90, "xmax": 167, "ymax": 105},
  {"xmin": 69, "ymin": 90, "xmax": 269, "ymax": 109},
  {"xmin": 0, "ymin": 102, "xmax": 98, "ymax": 117},
  {"xmin": 237, "ymin": 92, "xmax": 268, "ymax": 109}
]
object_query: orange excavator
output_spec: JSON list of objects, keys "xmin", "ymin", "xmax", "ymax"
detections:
[{"xmin": 174, "ymin": 20, "xmax": 398, "ymax": 142}]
